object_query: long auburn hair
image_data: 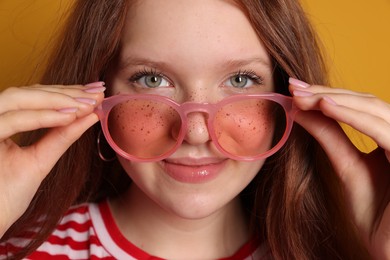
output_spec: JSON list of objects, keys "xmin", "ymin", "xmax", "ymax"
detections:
[{"xmin": 1, "ymin": 0, "xmax": 368, "ymax": 259}]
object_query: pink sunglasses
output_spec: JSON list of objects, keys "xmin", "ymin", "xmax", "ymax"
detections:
[{"xmin": 95, "ymin": 93, "xmax": 298, "ymax": 162}]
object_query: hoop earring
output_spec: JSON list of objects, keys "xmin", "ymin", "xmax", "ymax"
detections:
[{"xmin": 97, "ymin": 130, "xmax": 116, "ymax": 162}]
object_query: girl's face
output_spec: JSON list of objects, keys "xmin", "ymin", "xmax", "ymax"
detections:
[{"xmin": 109, "ymin": 0, "xmax": 274, "ymax": 219}]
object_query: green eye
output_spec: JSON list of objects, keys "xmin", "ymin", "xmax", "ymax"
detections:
[
  {"xmin": 129, "ymin": 69, "xmax": 172, "ymax": 89},
  {"xmin": 145, "ymin": 75, "xmax": 163, "ymax": 88},
  {"xmin": 230, "ymin": 75, "xmax": 249, "ymax": 88}
]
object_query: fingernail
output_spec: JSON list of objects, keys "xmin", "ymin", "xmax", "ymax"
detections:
[
  {"xmin": 84, "ymin": 86, "xmax": 106, "ymax": 93},
  {"xmin": 293, "ymin": 90, "xmax": 314, "ymax": 97},
  {"xmin": 85, "ymin": 81, "xmax": 105, "ymax": 87},
  {"xmin": 75, "ymin": 97, "xmax": 97, "ymax": 105},
  {"xmin": 323, "ymin": 96, "xmax": 337, "ymax": 106},
  {"xmin": 58, "ymin": 107, "xmax": 78, "ymax": 113},
  {"xmin": 289, "ymin": 77, "xmax": 310, "ymax": 88}
]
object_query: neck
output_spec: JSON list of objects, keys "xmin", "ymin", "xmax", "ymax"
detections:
[{"xmin": 110, "ymin": 184, "xmax": 250, "ymax": 259}]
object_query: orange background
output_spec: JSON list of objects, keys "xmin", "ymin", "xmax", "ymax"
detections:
[{"xmin": 1, "ymin": 0, "xmax": 389, "ymax": 151}]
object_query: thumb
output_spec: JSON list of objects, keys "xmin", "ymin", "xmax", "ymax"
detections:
[
  {"xmin": 293, "ymin": 108, "xmax": 363, "ymax": 181},
  {"xmin": 31, "ymin": 113, "xmax": 99, "ymax": 178}
]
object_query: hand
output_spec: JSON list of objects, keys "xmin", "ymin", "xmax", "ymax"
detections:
[
  {"xmin": 0, "ymin": 83, "xmax": 105, "ymax": 238},
  {"xmin": 289, "ymin": 78, "xmax": 390, "ymax": 259}
]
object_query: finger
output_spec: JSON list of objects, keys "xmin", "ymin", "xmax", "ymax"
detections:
[
  {"xmin": 21, "ymin": 82, "xmax": 106, "ymax": 98},
  {"xmin": 319, "ymin": 98, "xmax": 390, "ymax": 152},
  {"xmin": 288, "ymin": 80, "xmax": 375, "ymax": 98},
  {"xmin": 293, "ymin": 91, "xmax": 390, "ymax": 151},
  {"xmin": 21, "ymin": 82, "xmax": 105, "ymax": 91},
  {"xmin": 0, "ymin": 86, "xmax": 104, "ymax": 114},
  {"xmin": 0, "ymin": 110, "xmax": 79, "ymax": 141},
  {"xmin": 292, "ymin": 92, "xmax": 390, "ymax": 123}
]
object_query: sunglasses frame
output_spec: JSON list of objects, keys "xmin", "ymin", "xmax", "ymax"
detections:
[{"xmin": 95, "ymin": 93, "xmax": 299, "ymax": 162}]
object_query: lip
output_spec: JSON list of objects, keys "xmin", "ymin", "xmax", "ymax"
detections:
[{"xmin": 161, "ymin": 157, "xmax": 228, "ymax": 184}]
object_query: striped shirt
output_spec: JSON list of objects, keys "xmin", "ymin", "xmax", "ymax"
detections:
[{"xmin": 1, "ymin": 201, "xmax": 271, "ymax": 259}]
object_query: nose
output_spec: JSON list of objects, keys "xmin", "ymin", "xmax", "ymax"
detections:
[{"xmin": 183, "ymin": 112, "xmax": 210, "ymax": 145}]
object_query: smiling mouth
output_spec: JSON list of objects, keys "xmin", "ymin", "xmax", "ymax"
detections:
[{"xmin": 161, "ymin": 158, "xmax": 228, "ymax": 183}]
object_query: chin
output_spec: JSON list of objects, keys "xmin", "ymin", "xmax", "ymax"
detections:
[{"xmin": 156, "ymin": 191, "xmax": 240, "ymax": 220}]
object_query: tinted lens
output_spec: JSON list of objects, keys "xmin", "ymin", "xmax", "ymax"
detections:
[
  {"xmin": 107, "ymin": 98, "xmax": 181, "ymax": 159},
  {"xmin": 214, "ymin": 98, "xmax": 286, "ymax": 158}
]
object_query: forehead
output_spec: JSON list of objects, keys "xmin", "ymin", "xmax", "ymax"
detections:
[{"xmin": 120, "ymin": 0, "xmax": 270, "ymax": 66}]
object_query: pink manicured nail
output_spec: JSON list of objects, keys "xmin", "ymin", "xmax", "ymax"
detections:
[
  {"xmin": 75, "ymin": 97, "xmax": 97, "ymax": 105},
  {"xmin": 289, "ymin": 77, "xmax": 310, "ymax": 88},
  {"xmin": 293, "ymin": 90, "xmax": 314, "ymax": 97},
  {"xmin": 84, "ymin": 87, "xmax": 106, "ymax": 93},
  {"xmin": 85, "ymin": 81, "xmax": 105, "ymax": 87},
  {"xmin": 323, "ymin": 96, "xmax": 337, "ymax": 106},
  {"xmin": 58, "ymin": 107, "xmax": 78, "ymax": 113}
]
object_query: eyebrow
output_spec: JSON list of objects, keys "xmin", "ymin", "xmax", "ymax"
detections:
[
  {"xmin": 223, "ymin": 57, "xmax": 271, "ymax": 70},
  {"xmin": 118, "ymin": 57, "xmax": 169, "ymax": 72},
  {"xmin": 118, "ymin": 56, "xmax": 271, "ymax": 72}
]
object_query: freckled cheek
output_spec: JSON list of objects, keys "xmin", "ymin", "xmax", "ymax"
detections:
[
  {"xmin": 214, "ymin": 102, "xmax": 276, "ymax": 156},
  {"xmin": 107, "ymin": 102, "xmax": 181, "ymax": 158}
]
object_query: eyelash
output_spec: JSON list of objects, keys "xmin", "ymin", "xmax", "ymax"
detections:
[
  {"xmin": 128, "ymin": 68, "xmax": 167, "ymax": 83},
  {"xmin": 128, "ymin": 68, "xmax": 264, "ymax": 86},
  {"xmin": 230, "ymin": 69, "xmax": 264, "ymax": 85}
]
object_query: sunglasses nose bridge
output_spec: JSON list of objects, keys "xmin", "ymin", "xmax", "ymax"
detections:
[{"xmin": 179, "ymin": 103, "xmax": 212, "ymax": 146}]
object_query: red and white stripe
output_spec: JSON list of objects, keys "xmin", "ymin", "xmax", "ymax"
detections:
[{"xmin": 1, "ymin": 201, "xmax": 271, "ymax": 259}]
